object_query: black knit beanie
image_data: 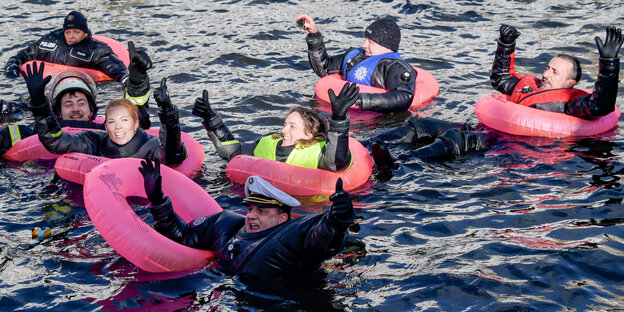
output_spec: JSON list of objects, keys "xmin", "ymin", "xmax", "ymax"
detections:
[
  {"xmin": 63, "ymin": 11, "xmax": 90, "ymax": 34},
  {"xmin": 364, "ymin": 18, "xmax": 400, "ymax": 51}
]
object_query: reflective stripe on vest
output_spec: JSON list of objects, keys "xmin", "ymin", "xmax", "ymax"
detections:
[
  {"xmin": 125, "ymin": 89, "xmax": 151, "ymax": 106},
  {"xmin": 8, "ymin": 125, "xmax": 22, "ymax": 146},
  {"xmin": 510, "ymin": 75, "xmax": 588, "ymax": 107},
  {"xmin": 342, "ymin": 49, "xmax": 403, "ymax": 86},
  {"xmin": 253, "ymin": 135, "xmax": 324, "ymax": 169}
]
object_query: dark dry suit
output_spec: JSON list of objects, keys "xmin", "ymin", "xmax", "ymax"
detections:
[
  {"xmin": 4, "ymin": 29, "xmax": 128, "ymax": 83},
  {"xmin": 201, "ymin": 112, "xmax": 352, "ymax": 172},
  {"xmin": 372, "ymin": 34, "xmax": 622, "ymax": 163},
  {"xmin": 148, "ymin": 199, "xmax": 351, "ymax": 281},
  {"xmin": 31, "ymin": 97, "xmax": 185, "ymax": 165},
  {"xmin": 306, "ymin": 32, "xmax": 417, "ymax": 113},
  {"xmin": 0, "ymin": 70, "xmax": 152, "ymax": 156},
  {"xmin": 372, "ymin": 116, "xmax": 492, "ymax": 164},
  {"xmin": 490, "ymin": 39, "xmax": 620, "ymax": 119}
]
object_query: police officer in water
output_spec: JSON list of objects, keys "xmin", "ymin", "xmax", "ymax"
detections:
[{"xmin": 140, "ymin": 157, "xmax": 356, "ymax": 282}]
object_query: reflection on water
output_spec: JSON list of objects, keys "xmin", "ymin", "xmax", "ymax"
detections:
[{"xmin": 1, "ymin": 0, "xmax": 624, "ymax": 311}]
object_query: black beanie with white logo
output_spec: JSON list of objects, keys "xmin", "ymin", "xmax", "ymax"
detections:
[{"xmin": 364, "ymin": 18, "xmax": 400, "ymax": 52}]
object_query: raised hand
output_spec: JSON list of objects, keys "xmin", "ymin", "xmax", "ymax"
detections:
[
  {"xmin": 192, "ymin": 89, "xmax": 216, "ymax": 121},
  {"xmin": 499, "ymin": 24, "xmax": 520, "ymax": 45},
  {"xmin": 595, "ymin": 26, "xmax": 624, "ymax": 59},
  {"xmin": 19, "ymin": 61, "xmax": 51, "ymax": 108},
  {"xmin": 153, "ymin": 77, "xmax": 172, "ymax": 111},
  {"xmin": 295, "ymin": 14, "xmax": 318, "ymax": 34},
  {"xmin": 329, "ymin": 178, "xmax": 355, "ymax": 224},
  {"xmin": 139, "ymin": 158, "xmax": 165, "ymax": 205},
  {"xmin": 328, "ymin": 82, "xmax": 359, "ymax": 120},
  {"xmin": 127, "ymin": 41, "xmax": 152, "ymax": 85}
]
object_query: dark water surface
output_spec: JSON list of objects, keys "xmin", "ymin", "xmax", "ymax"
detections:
[{"xmin": 1, "ymin": 1, "xmax": 624, "ymax": 311}]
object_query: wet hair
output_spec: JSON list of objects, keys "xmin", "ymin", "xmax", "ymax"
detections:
[
  {"xmin": 273, "ymin": 106, "xmax": 327, "ymax": 147},
  {"xmin": 104, "ymin": 98, "xmax": 138, "ymax": 123},
  {"xmin": 555, "ymin": 53, "xmax": 582, "ymax": 82}
]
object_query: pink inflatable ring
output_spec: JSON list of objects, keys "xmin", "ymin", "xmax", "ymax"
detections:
[{"xmin": 475, "ymin": 93, "xmax": 620, "ymax": 138}]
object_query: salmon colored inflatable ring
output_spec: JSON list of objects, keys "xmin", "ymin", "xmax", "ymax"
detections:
[
  {"xmin": 55, "ymin": 155, "xmax": 222, "ymax": 273},
  {"xmin": 314, "ymin": 67, "xmax": 439, "ymax": 115},
  {"xmin": 225, "ymin": 137, "xmax": 373, "ymax": 197},
  {"xmin": 20, "ymin": 35, "xmax": 130, "ymax": 82},
  {"xmin": 475, "ymin": 93, "xmax": 620, "ymax": 138},
  {"xmin": 4, "ymin": 126, "xmax": 204, "ymax": 178}
]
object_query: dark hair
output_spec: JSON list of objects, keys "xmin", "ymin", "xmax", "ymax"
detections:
[
  {"xmin": 273, "ymin": 106, "xmax": 327, "ymax": 147},
  {"xmin": 555, "ymin": 54, "xmax": 582, "ymax": 82},
  {"xmin": 54, "ymin": 89, "xmax": 92, "ymax": 118}
]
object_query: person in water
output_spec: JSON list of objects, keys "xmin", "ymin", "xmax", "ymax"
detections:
[
  {"xmin": 297, "ymin": 14, "xmax": 417, "ymax": 114},
  {"xmin": 0, "ymin": 42, "xmax": 152, "ymax": 156},
  {"xmin": 491, "ymin": 24, "xmax": 623, "ymax": 119},
  {"xmin": 192, "ymin": 82, "xmax": 359, "ymax": 172},
  {"xmin": 139, "ymin": 157, "xmax": 355, "ymax": 281},
  {"xmin": 20, "ymin": 61, "xmax": 185, "ymax": 164},
  {"xmin": 4, "ymin": 11, "xmax": 128, "ymax": 83},
  {"xmin": 370, "ymin": 25, "xmax": 624, "ymax": 170}
]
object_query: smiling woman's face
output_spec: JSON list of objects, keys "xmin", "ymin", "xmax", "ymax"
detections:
[
  {"xmin": 280, "ymin": 112, "xmax": 313, "ymax": 147},
  {"xmin": 105, "ymin": 105, "xmax": 138, "ymax": 145}
]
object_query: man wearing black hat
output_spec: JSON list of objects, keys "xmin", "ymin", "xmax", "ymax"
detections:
[
  {"xmin": 0, "ymin": 42, "xmax": 153, "ymax": 158},
  {"xmin": 297, "ymin": 14, "xmax": 417, "ymax": 114},
  {"xmin": 4, "ymin": 11, "xmax": 128, "ymax": 83},
  {"xmin": 140, "ymin": 158, "xmax": 356, "ymax": 281}
]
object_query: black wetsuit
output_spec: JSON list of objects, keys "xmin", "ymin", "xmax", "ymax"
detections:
[
  {"xmin": 4, "ymin": 29, "xmax": 128, "ymax": 83},
  {"xmin": 0, "ymin": 78, "xmax": 151, "ymax": 157},
  {"xmin": 149, "ymin": 199, "xmax": 351, "ymax": 281},
  {"xmin": 306, "ymin": 32, "xmax": 417, "ymax": 113},
  {"xmin": 32, "ymin": 99, "xmax": 185, "ymax": 165}
]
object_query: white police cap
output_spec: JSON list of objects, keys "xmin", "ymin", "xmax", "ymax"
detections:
[{"xmin": 242, "ymin": 176, "xmax": 301, "ymax": 208}]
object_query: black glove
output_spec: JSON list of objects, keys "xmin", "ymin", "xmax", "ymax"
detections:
[
  {"xmin": 329, "ymin": 178, "xmax": 355, "ymax": 224},
  {"xmin": 328, "ymin": 82, "xmax": 359, "ymax": 120},
  {"xmin": 191, "ymin": 89, "xmax": 216, "ymax": 121},
  {"xmin": 153, "ymin": 77, "xmax": 173, "ymax": 111},
  {"xmin": 127, "ymin": 41, "xmax": 152, "ymax": 85},
  {"xmin": 595, "ymin": 26, "xmax": 624, "ymax": 59},
  {"xmin": 139, "ymin": 158, "xmax": 165, "ymax": 205},
  {"xmin": 20, "ymin": 62, "xmax": 52, "ymax": 114},
  {"xmin": 499, "ymin": 24, "xmax": 520, "ymax": 45},
  {"xmin": 4, "ymin": 60, "xmax": 19, "ymax": 79}
]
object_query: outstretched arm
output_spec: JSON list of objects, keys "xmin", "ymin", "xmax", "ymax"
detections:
[
  {"xmin": 300, "ymin": 14, "xmax": 347, "ymax": 77},
  {"xmin": 139, "ymin": 158, "xmax": 222, "ymax": 250},
  {"xmin": 490, "ymin": 24, "xmax": 522, "ymax": 95},
  {"xmin": 125, "ymin": 41, "xmax": 152, "ymax": 129},
  {"xmin": 192, "ymin": 89, "xmax": 242, "ymax": 161},
  {"xmin": 153, "ymin": 78, "xmax": 187, "ymax": 165},
  {"xmin": 319, "ymin": 83, "xmax": 357, "ymax": 172},
  {"xmin": 565, "ymin": 26, "xmax": 623, "ymax": 119},
  {"xmin": 304, "ymin": 178, "xmax": 354, "ymax": 259},
  {"xmin": 92, "ymin": 40, "xmax": 129, "ymax": 83},
  {"xmin": 4, "ymin": 38, "xmax": 42, "ymax": 79}
]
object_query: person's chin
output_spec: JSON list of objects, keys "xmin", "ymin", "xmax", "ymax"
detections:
[{"xmin": 111, "ymin": 137, "xmax": 130, "ymax": 146}]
